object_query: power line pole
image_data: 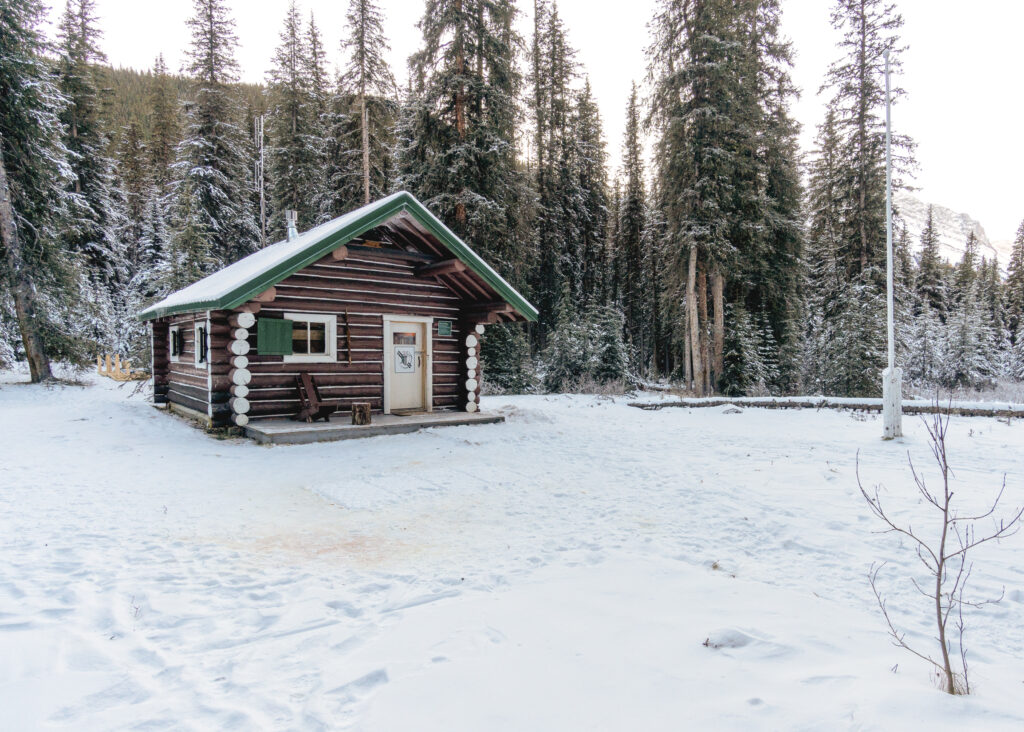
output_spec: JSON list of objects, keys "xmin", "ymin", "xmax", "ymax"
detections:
[{"xmin": 882, "ymin": 49, "xmax": 903, "ymax": 440}]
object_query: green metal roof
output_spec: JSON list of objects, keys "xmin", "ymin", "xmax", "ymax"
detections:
[{"xmin": 139, "ymin": 191, "xmax": 538, "ymax": 322}]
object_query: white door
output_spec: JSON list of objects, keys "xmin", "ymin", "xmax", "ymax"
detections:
[{"xmin": 386, "ymin": 320, "xmax": 428, "ymax": 412}]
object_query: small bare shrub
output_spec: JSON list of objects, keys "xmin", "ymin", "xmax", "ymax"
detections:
[{"xmin": 857, "ymin": 409, "xmax": 1023, "ymax": 694}]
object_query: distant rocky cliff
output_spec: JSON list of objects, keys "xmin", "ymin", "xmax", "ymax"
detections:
[{"xmin": 895, "ymin": 191, "xmax": 1011, "ymax": 265}]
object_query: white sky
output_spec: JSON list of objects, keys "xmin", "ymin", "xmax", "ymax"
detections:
[{"xmin": 51, "ymin": 0, "xmax": 1024, "ymax": 243}]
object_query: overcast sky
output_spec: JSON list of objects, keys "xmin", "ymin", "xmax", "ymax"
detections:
[{"xmin": 51, "ymin": 0, "xmax": 1024, "ymax": 244}]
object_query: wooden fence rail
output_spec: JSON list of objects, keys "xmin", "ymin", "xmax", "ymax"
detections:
[
  {"xmin": 629, "ymin": 397, "xmax": 1024, "ymax": 419},
  {"xmin": 96, "ymin": 354, "xmax": 148, "ymax": 381}
]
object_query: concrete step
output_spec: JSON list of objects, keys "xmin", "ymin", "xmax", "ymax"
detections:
[{"xmin": 244, "ymin": 411, "xmax": 504, "ymax": 445}]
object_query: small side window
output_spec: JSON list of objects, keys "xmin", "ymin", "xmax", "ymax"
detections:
[
  {"xmin": 169, "ymin": 326, "xmax": 181, "ymax": 363},
  {"xmin": 194, "ymin": 323, "xmax": 208, "ymax": 365}
]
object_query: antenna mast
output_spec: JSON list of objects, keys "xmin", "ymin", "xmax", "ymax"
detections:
[{"xmin": 882, "ymin": 49, "xmax": 903, "ymax": 439}]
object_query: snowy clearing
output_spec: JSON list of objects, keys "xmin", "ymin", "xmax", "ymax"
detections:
[{"xmin": 2, "ymin": 374, "xmax": 1023, "ymax": 730}]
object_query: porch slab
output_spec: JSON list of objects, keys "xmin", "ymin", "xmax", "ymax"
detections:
[{"xmin": 244, "ymin": 411, "xmax": 504, "ymax": 445}]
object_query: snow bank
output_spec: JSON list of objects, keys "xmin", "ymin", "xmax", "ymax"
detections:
[{"xmin": 1, "ymin": 376, "xmax": 1022, "ymax": 729}]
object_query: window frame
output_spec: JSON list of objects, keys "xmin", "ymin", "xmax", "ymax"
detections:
[
  {"xmin": 194, "ymin": 321, "xmax": 208, "ymax": 366},
  {"xmin": 282, "ymin": 312, "xmax": 337, "ymax": 364},
  {"xmin": 169, "ymin": 325, "xmax": 181, "ymax": 363}
]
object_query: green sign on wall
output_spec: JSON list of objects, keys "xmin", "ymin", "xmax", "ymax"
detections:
[{"xmin": 437, "ymin": 320, "xmax": 453, "ymax": 337}]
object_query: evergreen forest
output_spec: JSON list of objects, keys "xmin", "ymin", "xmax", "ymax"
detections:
[{"xmin": 3, "ymin": 0, "xmax": 1024, "ymax": 397}]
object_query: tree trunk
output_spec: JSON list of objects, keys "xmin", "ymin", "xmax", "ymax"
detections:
[
  {"xmin": 0, "ymin": 136, "xmax": 53, "ymax": 382},
  {"xmin": 361, "ymin": 92, "xmax": 370, "ymax": 205},
  {"xmin": 712, "ymin": 265, "xmax": 724, "ymax": 381},
  {"xmin": 697, "ymin": 262, "xmax": 711, "ymax": 394},
  {"xmin": 454, "ymin": 0, "xmax": 467, "ymax": 225},
  {"xmin": 686, "ymin": 247, "xmax": 703, "ymax": 396}
]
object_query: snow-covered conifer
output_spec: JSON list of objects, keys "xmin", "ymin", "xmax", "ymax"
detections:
[{"xmin": 175, "ymin": 0, "xmax": 259, "ymax": 266}]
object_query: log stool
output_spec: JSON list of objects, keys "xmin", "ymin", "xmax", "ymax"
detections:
[{"xmin": 351, "ymin": 402, "xmax": 372, "ymax": 425}]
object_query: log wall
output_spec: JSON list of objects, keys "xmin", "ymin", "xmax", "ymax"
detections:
[
  {"xmin": 234, "ymin": 250, "xmax": 471, "ymax": 421},
  {"xmin": 165, "ymin": 312, "xmax": 210, "ymax": 417}
]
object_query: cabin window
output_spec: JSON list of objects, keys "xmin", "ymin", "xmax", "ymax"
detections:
[
  {"xmin": 169, "ymin": 326, "xmax": 182, "ymax": 363},
  {"xmin": 282, "ymin": 313, "xmax": 336, "ymax": 363},
  {"xmin": 194, "ymin": 322, "xmax": 208, "ymax": 365}
]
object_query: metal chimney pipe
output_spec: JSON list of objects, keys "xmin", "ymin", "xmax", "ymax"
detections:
[{"xmin": 285, "ymin": 210, "xmax": 298, "ymax": 241}]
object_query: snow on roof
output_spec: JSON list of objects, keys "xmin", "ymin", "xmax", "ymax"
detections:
[{"xmin": 140, "ymin": 192, "xmax": 409, "ymax": 319}]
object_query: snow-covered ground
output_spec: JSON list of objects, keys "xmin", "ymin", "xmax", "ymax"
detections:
[{"xmin": 2, "ymin": 373, "xmax": 1023, "ymax": 730}]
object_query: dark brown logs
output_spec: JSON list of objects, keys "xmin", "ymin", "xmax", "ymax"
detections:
[{"xmin": 416, "ymin": 258, "xmax": 467, "ymax": 278}]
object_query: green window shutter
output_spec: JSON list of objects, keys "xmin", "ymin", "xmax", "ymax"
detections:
[{"xmin": 257, "ymin": 318, "xmax": 294, "ymax": 355}]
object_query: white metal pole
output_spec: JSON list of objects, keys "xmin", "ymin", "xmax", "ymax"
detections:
[{"xmin": 882, "ymin": 49, "xmax": 903, "ymax": 439}]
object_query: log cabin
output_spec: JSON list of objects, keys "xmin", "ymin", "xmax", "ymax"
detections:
[{"xmin": 139, "ymin": 191, "xmax": 538, "ymax": 430}]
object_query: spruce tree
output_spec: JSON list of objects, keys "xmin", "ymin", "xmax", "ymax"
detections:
[
  {"xmin": 803, "ymin": 0, "xmax": 912, "ymax": 396},
  {"xmin": 648, "ymin": 0, "xmax": 804, "ymax": 395},
  {"xmin": 176, "ymin": 0, "xmax": 259, "ymax": 266},
  {"xmin": 916, "ymin": 204, "xmax": 946, "ymax": 314},
  {"xmin": 571, "ymin": 80, "xmax": 609, "ymax": 308},
  {"xmin": 148, "ymin": 54, "xmax": 180, "ymax": 194},
  {"xmin": 341, "ymin": 0, "xmax": 397, "ymax": 206},
  {"xmin": 822, "ymin": 0, "xmax": 911, "ymax": 280},
  {"xmin": 118, "ymin": 123, "xmax": 148, "ymax": 272},
  {"xmin": 1003, "ymin": 220, "xmax": 1024, "ymax": 337},
  {"xmin": 399, "ymin": 0, "xmax": 531, "ymax": 281},
  {"xmin": 265, "ymin": 0, "xmax": 320, "ymax": 238},
  {"xmin": 304, "ymin": 12, "xmax": 330, "ymax": 132},
  {"xmin": 56, "ymin": 0, "xmax": 123, "ymax": 287},
  {"xmin": 481, "ymin": 323, "xmax": 534, "ymax": 393},
  {"xmin": 943, "ymin": 281, "xmax": 994, "ymax": 389},
  {"xmin": 161, "ymin": 180, "xmax": 212, "ymax": 292},
  {"xmin": 953, "ymin": 230, "xmax": 980, "ymax": 304},
  {"xmin": 1, "ymin": 0, "xmax": 83, "ymax": 378},
  {"xmin": 591, "ymin": 303, "xmax": 632, "ymax": 385},
  {"xmin": 526, "ymin": 0, "xmax": 577, "ymax": 343},
  {"xmin": 618, "ymin": 83, "xmax": 646, "ymax": 356}
]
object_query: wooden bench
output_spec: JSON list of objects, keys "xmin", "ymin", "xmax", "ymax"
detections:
[{"xmin": 292, "ymin": 372, "xmax": 338, "ymax": 423}]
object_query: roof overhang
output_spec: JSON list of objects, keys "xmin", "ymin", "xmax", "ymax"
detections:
[{"xmin": 139, "ymin": 191, "xmax": 538, "ymax": 322}]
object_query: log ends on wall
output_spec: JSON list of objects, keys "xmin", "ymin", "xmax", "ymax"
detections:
[
  {"xmin": 228, "ymin": 321, "xmax": 253, "ymax": 429},
  {"xmin": 460, "ymin": 322, "xmax": 484, "ymax": 413}
]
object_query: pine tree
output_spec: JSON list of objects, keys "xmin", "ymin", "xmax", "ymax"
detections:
[
  {"xmin": 542, "ymin": 283, "xmax": 587, "ymax": 392},
  {"xmin": 265, "ymin": 0, "xmax": 320, "ymax": 238},
  {"xmin": 649, "ymin": 0, "xmax": 804, "ymax": 395},
  {"xmin": 1, "ymin": 0, "xmax": 82, "ymax": 378},
  {"xmin": 571, "ymin": 80, "xmax": 608, "ymax": 308},
  {"xmin": 822, "ymin": 0, "xmax": 911, "ymax": 280},
  {"xmin": 341, "ymin": 0, "xmax": 397, "ymax": 206},
  {"xmin": 148, "ymin": 54, "xmax": 180, "ymax": 194},
  {"xmin": 304, "ymin": 12, "xmax": 330, "ymax": 133},
  {"xmin": 1003, "ymin": 220, "xmax": 1024, "ymax": 337},
  {"xmin": 803, "ymin": 0, "xmax": 912, "ymax": 396},
  {"xmin": 916, "ymin": 204, "xmax": 946, "ymax": 314},
  {"xmin": 56, "ymin": 0, "xmax": 123, "ymax": 287},
  {"xmin": 720, "ymin": 303, "xmax": 759, "ymax": 396},
  {"xmin": 591, "ymin": 303, "xmax": 632, "ymax": 385},
  {"xmin": 176, "ymin": 0, "xmax": 259, "ymax": 266},
  {"xmin": 161, "ymin": 180, "xmax": 212, "ymax": 292},
  {"xmin": 481, "ymin": 323, "xmax": 534, "ymax": 393},
  {"xmin": 118, "ymin": 123, "xmax": 148, "ymax": 271},
  {"xmin": 953, "ymin": 230, "xmax": 980, "ymax": 304},
  {"xmin": 943, "ymin": 281, "xmax": 995, "ymax": 389},
  {"xmin": 526, "ymin": 0, "xmax": 577, "ymax": 343},
  {"xmin": 399, "ymin": 0, "xmax": 532, "ymax": 283},
  {"xmin": 741, "ymin": 0, "xmax": 804, "ymax": 393},
  {"xmin": 1012, "ymin": 329, "xmax": 1024, "ymax": 381},
  {"xmin": 618, "ymin": 83, "xmax": 645, "ymax": 355},
  {"xmin": 905, "ymin": 304, "xmax": 943, "ymax": 387}
]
